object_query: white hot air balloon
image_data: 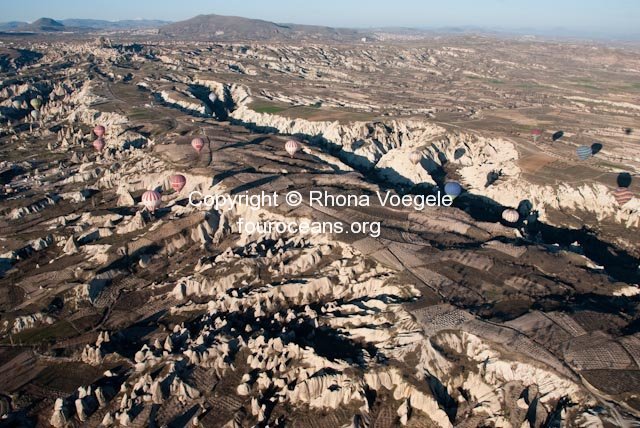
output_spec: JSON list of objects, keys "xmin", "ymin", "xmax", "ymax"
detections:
[
  {"xmin": 409, "ymin": 151, "xmax": 423, "ymax": 165},
  {"xmin": 501, "ymin": 208, "xmax": 520, "ymax": 223},
  {"xmin": 141, "ymin": 190, "xmax": 162, "ymax": 212},
  {"xmin": 285, "ymin": 140, "xmax": 299, "ymax": 158}
]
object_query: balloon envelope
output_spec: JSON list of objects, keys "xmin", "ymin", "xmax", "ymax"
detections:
[
  {"xmin": 208, "ymin": 92, "xmax": 217, "ymax": 102},
  {"xmin": 501, "ymin": 208, "xmax": 520, "ymax": 223},
  {"xmin": 30, "ymin": 110, "xmax": 41, "ymax": 120},
  {"xmin": 444, "ymin": 181, "xmax": 462, "ymax": 197},
  {"xmin": 576, "ymin": 146, "xmax": 592, "ymax": 161},
  {"xmin": 285, "ymin": 140, "xmax": 299, "ymax": 157},
  {"xmin": 142, "ymin": 190, "xmax": 162, "ymax": 212},
  {"xmin": 613, "ymin": 187, "xmax": 633, "ymax": 206},
  {"xmin": 93, "ymin": 138, "xmax": 105, "ymax": 152},
  {"xmin": 552, "ymin": 131, "xmax": 564, "ymax": 141},
  {"xmin": 409, "ymin": 151, "xmax": 422, "ymax": 165},
  {"xmin": 191, "ymin": 137, "xmax": 205, "ymax": 153},
  {"xmin": 30, "ymin": 99, "xmax": 42, "ymax": 110},
  {"xmin": 12, "ymin": 100, "xmax": 21, "ymax": 109},
  {"xmin": 94, "ymin": 125, "xmax": 106, "ymax": 137},
  {"xmin": 170, "ymin": 174, "xmax": 187, "ymax": 192}
]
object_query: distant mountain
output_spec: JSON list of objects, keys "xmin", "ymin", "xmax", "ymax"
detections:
[
  {"xmin": 19, "ymin": 18, "xmax": 66, "ymax": 32},
  {"xmin": 159, "ymin": 14, "xmax": 369, "ymax": 41},
  {"xmin": 0, "ymin": 18, "xmax": 169, "ymax": 33},
  {"xmin": 61, "ymin": 19, "xmax": 170, "ymax": 30},
  {"xmin": 0, "ymin": 21, "xmax": 28, "ymax": 31}
]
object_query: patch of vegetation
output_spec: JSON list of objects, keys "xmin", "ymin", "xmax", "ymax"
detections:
[
  {"xmin": 9, "ymin": 320, "xmax": 76, "ymax": 345},
  {"xmin": 250, "ymin": 100, "xmax": 289, "ymax": 114}
]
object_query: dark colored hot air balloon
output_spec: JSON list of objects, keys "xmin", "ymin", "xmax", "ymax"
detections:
[
  {"xmin": 591, "ymin": 142, "xmax": 603, "ymax": 155},
  {"xmin": 444, "ymin": 181, "xmax": 462, "ymax": 198},
  {"xmin": 552, "ymin": 131, "xmax": 564, "ymax": 141},
  {"xmin": 94, "ymin": 125, "xmax": 106, "ymax": 137},
  {"xmin": 191, "ymin": 137, "xmax": 205, "ymax": 153},
  {"xmin": 170, "ymin": 174, "xmax": 186, "ymax": 192},
  {"xmin": 141, "ymin": 190, "xmax": 162, "ymax": 212},
  {"xmin": 613, "ymin": 187, "xmax": 633, "ymax": 206},
  {"xmin": 93, "ymin": 138, "xmax": 105, "ymax": 152},
  {"xmin": 454, "ymin": 148, "xmax": 466, "ymax": 160},
  {"xmin": 617, "ymin": 172, "xmax": 632, "ymax": 188},
  {"xmin": 576, "ymin": 145, "xmax": 592, "ymax": 161},
  {"xmin": 624, "ymin": 128, "xmax": 632, "ymax": 136}
]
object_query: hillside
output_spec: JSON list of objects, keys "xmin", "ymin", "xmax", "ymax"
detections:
[{"xmin": 159, "ymin": 14, "xmax": 368, "ymax": 41}]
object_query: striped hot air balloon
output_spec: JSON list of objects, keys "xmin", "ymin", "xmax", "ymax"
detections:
[
  {"xmin": 191, "ymin": 137, "xmax": 205, "ymax": 153},
  {"xmin": 409, "ymin": 151, "xmax": 423, "ymax": 165},
  {"xmin": 93, "ymin": 125, "xmax": 106, "ymax": 137},
  {"xmin": 613, "ymin": 187, "xmax": 633, "ymax": 206},
  {"xmin": 285, "ymin": 139, "xmax": 299, "ymax": 157},
  {"xmin": 169, "ymin": 174, "xmax": 186, "ymax": 192},
  {"xmin": 501, "ymin": 208, "xmax": 520, "ymax": 223},
  {"xmin": 141, "ymin": 190, "xmax": 162, "ymax": 212},
  {"xmin": 576, "ymin": 145, "xmax": 592, "ymax": 161},
  {"xmin": 93, "ymin": 138, "xmax": 105, "ymax": 152}
]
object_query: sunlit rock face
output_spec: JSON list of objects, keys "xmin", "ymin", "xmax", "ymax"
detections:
[{"xmin": 0, "ymin": 27, "xmax": 638, "ymax": 428}]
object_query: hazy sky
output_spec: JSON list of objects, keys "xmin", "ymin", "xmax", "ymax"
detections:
[{"xmin": 3, "ymin": 0, "xmax": 639, "ymax": 36}]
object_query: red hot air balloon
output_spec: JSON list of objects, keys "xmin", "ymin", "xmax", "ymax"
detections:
[
  {"xmin": 141, "ymin": 190, "xmax": 162, "ymax": 212},
  {"xmin": 93, "ymin": 138, "xmax": 105, "ymax": 152},
  {"xmin": 531, "ymin": 129, "xmax": 542, "ymax": 143},
  {"xmin": 94, "ymin": 125, "xmax": 106, "ymax": 137},
  {"xmin": 285, "ymin": 140, "xmax": 299, "ymax": 157},
  {"xmin": 191, "ymin": 137, "xmax": 205, "ymax": 154},
  {"xmin": 613, "ymin": 187, "xmax": 633, "ymax": 206},
  {"xmin": 170, "ymin": 174, "xmax": 186, "ymax": 192}
]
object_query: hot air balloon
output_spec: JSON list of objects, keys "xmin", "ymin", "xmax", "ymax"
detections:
[
  {"xmin": 94, "ymin": 125, "xmax": 106, "ymax": 137},
  {"xmin": 501, "ymin": 208, "xmax": 520, "ymax": 223},
  {"xmin": 285, "ymin": 140, "xmax": 299, "ymax": 158},
  {"xmin": 30, "ymin": 110, "xmax": 41, "ymax": 120},
  {"xmin": 191, "ymin": 137, "xmax": 205, "ymax": 153},
  {"xmin": 93, "ymin": 138, "xmax": 105, "ymax": 152},
  {"xmin": 30, "ymin": 98, "xmax": 42, "ymax": 110},
  {"xmin": 170, "ymin": 174, "xmax": 186, "ymax": 192},
  {"xmin": 613, "ymin": 187, "xmax": 633, "ymax": 206},
  {"xmin": 12, "ymin": 100, "xmax": 21, "ymax": 109},
  {"xmin": 624, "ymin": 128, "xmax": 633, "ymax": 136},
  {"xmin": 208, "ymin": 92, "xmax": 217, "ymax": 103},
  {"xmin": 409, "ymin": 151, "xmax": 422, "ymax": 165},
  {"xmin": 576, "ymin": 145, "xmax": 592, "ymax": 161},
  {"xmin": 552, "ymin": 131, "xmax": 564, "ymax": 142},
  {"xmin": 141, "ymin": 190, "xmax": 162, "ymax": 212},
  {"xmin": 531, "ymin": 129, "xmax": 542, "ymax": 143},
  {"xmin": 444, "ymin": 181, "xmax": 462, "ymax": 198}
]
